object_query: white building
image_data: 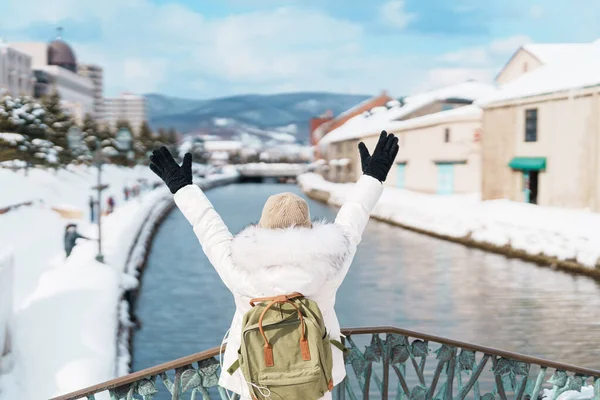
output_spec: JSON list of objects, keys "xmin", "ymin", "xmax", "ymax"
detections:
[
  {"xmin": 0, "ymin": 43, "xmax": 34, "ymax": 96},
  {"xmin": 495, "ymin": 39, "xmax": 599, "ymax": 85},
  {"xmin": 477, "ymin": 38, "xmax": 600, "ymax": 210},
  {"xmin": 77, "ymin": 64, "xmax": 104, "ymax": 120},
  {"xmin": 319, "ymin": 81, "xmax": 495, "ymax": 190},
  {"xmin": 10, "ymin": 39, "xmax": 94, "ymax": 123},
  {"xmin": 104, "ymin": 93, "xmax": 146, "ymax": 135}
]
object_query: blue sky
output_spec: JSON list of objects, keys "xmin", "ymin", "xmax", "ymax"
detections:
[{"xmin": 3, "ymin": 0, "xmax": 600, "ymax": 99}]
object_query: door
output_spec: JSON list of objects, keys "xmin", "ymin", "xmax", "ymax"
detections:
[
  {"xmin": 523, "ymin": 171, "xmax": 539, "ymax": 204},
  {"xmin": 396, "ymin": 164, "xmax": 406, "ymax": 189},
  {"xmin": 437, "ymin": 164, "xmax": 454, "ymax": 194}
]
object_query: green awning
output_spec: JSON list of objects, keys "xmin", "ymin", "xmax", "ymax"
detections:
[{"xmin": 508, "ymin": 157, "xmax": 546, "ymax": 171}]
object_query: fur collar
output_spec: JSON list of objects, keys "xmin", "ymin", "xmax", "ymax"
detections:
[{"xmin": 231, "ymin": 220, "xmax": 351, "ymax": 278}]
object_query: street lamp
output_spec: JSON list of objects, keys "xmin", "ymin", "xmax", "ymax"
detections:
[{"xmin": 92, "ymin": 140, "xmax": 109, "ymax": 263}]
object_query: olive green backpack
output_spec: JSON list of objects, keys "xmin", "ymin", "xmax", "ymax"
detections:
[{"xmin": 227, "ymin": 293, "xmax": 347, "ymax": 400}]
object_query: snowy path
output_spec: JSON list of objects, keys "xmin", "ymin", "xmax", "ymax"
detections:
[{"xmin": 0, "ymin": 165, "xmax": 238, "ymax": 400}]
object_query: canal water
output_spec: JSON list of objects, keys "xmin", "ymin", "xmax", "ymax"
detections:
[{"xmin": 133, "ymin": 182, "xmax": 600, "ymax": 397}]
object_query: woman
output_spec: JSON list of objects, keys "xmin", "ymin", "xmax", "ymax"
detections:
[{"xmin": 149, "ymin": 131, "xmax": 399, "ymax": 399}]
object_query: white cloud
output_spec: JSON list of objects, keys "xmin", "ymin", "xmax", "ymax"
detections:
[
  {"xmin": 427, "ymin": 35, "xmax": 532, "ymax": 90},
  {"xmin": 489, "ymin": 35, "xmax": 532, "ymax": 54},
  {"xmin": 530, "ymin": 5, "xmax": 544, "ymax": 19},
  {"xmin": 414, "ymin": 67, "xmax": 497, "ymax": 93},
  {"xmin": 5, "ymin": 0, "xmax": 378, "ymax": 96},
  {"xmin": 122, "ymin": 58, "xmax": 168, "ymax": 94},
  {"xmin": 441, "ymin": 48, "xmax": 490, "ymax": 65},
  {"xmin": 0, "ymin": 0, "xmax": 537, "ymax": 99},
  {"xmin": 441, "ymin": 35, "xmax": 531, "ymax": 65},
  {"xmin": 380, "ymin": 0, "xmax": 417, "ymax": 30}
]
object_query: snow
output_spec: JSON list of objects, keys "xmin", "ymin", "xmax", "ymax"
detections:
[
  {"xmin": 298, "ymin": 173, "xmax": 600, "ymax": 269},
  {"xmin": 0, "ymin": 164, "xmax": 158, "ymax": 211},
  {"xmin": 329, "ymin": 159, "xmax": 350, "ymax": 166},
  {"xmin": 237, "ymin": 162, "xmax": 307, "ymax": 172},
  {"xmin": 542, "ymin": 384, "xmax": 596, "ymax": 400},
  {"xmin": 213, "ymin": 117, "xmax": 233, "ymax": 127},
  {"xmin": 0, "ymin": 165, "xmax": 239, "ymax": 399},
  {"xmin": 0, "ymin": 251, "xmax": 12, "ymax": 372},
  {"xmin": 321, "ymin": 81, "xmax": 495, "ymax": 145},
  {"xmin": 275, "ymin": 124, "xmax": 298, "ymax": 134},
  {"xmin": 203, "ymin": 140, "xmax": 243, "ymax": 152},
  {"xmin": 335, "ymin": 93, "xmax": 385, "ymax": 119},
  {"xmin": 0, "ymin": 133, "xmax": 25, "ymax": 145},
  {"xmin": 524, "ymin": 43, "xmax": 594, "ymax": 64},
  {"xmin": 478, "ymin": 40, "xmax": 600, "ymax": 105},
  {"xmin": 384, "ymin": 105, "xmax": 482, "ymax": 132},
  {"xmin": 268, "ymin": 131, "xmax": 297, "ymax": 143}
]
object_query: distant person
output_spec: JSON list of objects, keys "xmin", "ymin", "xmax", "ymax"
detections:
[
  {"xmin": 64, "ymin": 224, "xmax": 91, "ymax": 258},
  {"xmin": 148, "ymin": 131, "xmax": 398, "ymax": 400},
  {"xmin": 107, "ymin": 196, "xmax": 115, "ymax": 214},
  {"xmin": 124, "ymin": 187, "xmax": 130, "ymax": 201},
  {"xmin": 89, "ymin": 195, "xmax": 95, "ymax": 223}
]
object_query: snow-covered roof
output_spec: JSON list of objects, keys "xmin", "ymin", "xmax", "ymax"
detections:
[
  {"xmin": 321, "ymin": 81, "xmax": 495, "ymax": 145},
  {"xmin": 478, "ymin": 43, "xmax": 600, "ymax": 106},
  {"xmin": 203, "ymin": 140, "xmax": 243, "ymax": 152},
  {"xmin": 335, "ymin": 93, "xmax": 387, "ymax": 120},
  {"xmin": 384, "ymin": 105, "xmax": 482, "ymax": 133},
  {"xmin": 210, "ymin": 151, "xmax": 230, "ymax": 160},
  {"xmin": 524, "ymin": 43, "xmax": 594, "ymax": 64}
]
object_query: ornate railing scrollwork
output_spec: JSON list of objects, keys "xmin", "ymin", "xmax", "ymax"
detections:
[{"xmin": 50, "ymin": 326, "xmax": 600, "ymax": 400}]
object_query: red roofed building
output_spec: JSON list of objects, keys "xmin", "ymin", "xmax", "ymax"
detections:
[{"xmin": 310, "ymin": 91, "xmax": 393, "ymax": 159}]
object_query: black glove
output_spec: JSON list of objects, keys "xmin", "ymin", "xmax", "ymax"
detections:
[
  {"xmin": 149, "ymin": 146, "xmax": 192, "ymax": 194},
  {"xmin": 358, "ymin": 131, "xmax": 399, "ymax": 183}
]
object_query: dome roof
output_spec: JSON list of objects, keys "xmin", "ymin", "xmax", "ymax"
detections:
[{"xmin": 47, "ymin": 39, "xmax": 77, "ymax": 72}]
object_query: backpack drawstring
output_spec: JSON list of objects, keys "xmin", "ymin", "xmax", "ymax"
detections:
[
  {"xmin": 249, "ymin": 382, "xmax": 272, "ymax": 398},
  {"xmin": 219, "ymin": 328, "xmax": 237, "ymax": 400}
]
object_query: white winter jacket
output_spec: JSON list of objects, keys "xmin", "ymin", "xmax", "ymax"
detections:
[{"xmin": 173, "ymin": 175, "xmax": 383, "ymax": 397}]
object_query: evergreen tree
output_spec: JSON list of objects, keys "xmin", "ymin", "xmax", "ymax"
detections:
[
  {"xmin": 167, "ymin": 127, "xmax": 178, "ymax": 145},
  {"xmin": 42, "ymin": 90, "xmax": 75, "ymax": 165},
  {"xmin": 165, "ymin": 127, "xmax": 179, "ymax": 160},
  {"xmin": 0, "ymin": 95, "xmax": 53, "ymax": 166},
  {"xmin": 134, "ymin": 121, "xmax": 154, "ymax": 163},
  {"xmin": 157, "ymin": 127, "xmax": 167, "ymax": 145},
  {"xmin": 138, "ymin": 121, "xmax": 153, "ymax": 148},
  {"xmin": 116, "ymin": 119, "xmax": 133, "ymax": 132},
  {"xmin": 81, "ymin": 113, "xmax": 99, "ymax": 153}
]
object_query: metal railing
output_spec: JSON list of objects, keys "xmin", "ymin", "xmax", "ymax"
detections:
[{"xmin": 50, "ymin": 326, "xmax": 600, "ymax": 400}]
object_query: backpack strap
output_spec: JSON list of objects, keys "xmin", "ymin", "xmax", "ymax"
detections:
[
  {"xmin": 330, "ymin": 339, "xmax": 350, "ymax": 355},
  {"xmin": 249, "ymin": 292, "xmax": 304, "ymax": 307},
  {"xmin": 257, "ymin": 296, "xmax": 311, "ymax": 367},
  {"xmin": 227, "ymin": 359, "xmax": 240, "ymax": 375},
  {"xmin": 249, "ymin": 292, "xmax": 308, "ymax": 367}
]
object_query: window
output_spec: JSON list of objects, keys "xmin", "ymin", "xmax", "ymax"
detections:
[
  {"xmin": 442, "ymin": 103, "xmax": 454, "ymax": 111},
  {"xmin": 346, "ymin": 141, "xmax": 353, "ymax": 155},
  {"xmin": 525, "ymin": 108, "xmax": 538, "ymax": 142},
  {"xmin": 444, "ymin": 128, "xmax": 451, "ymax": 143}
]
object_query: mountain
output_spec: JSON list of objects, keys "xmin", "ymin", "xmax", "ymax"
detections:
[{"xmin": 144, "ymin": 92, "xmax": 371, "ymax": 143}]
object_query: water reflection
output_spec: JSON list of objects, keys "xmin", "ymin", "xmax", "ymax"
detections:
[{"xmin": 133, "ymin": 183, "xmax": 600, "ymax": 379}]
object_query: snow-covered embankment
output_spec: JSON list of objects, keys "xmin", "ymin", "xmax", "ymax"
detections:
[
  {"xmin": 0, "ymin": 165, "xmax": 239, "ymax": 400},
  {"xmin": 298, "ymin": 173, "xmax": 600, "ymax": 278}
]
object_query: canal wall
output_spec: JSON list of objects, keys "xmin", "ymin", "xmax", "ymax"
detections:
[
  {"xmin": 118, "ymin": 173, "xmax": 239, "ymax": 375},
  {"xmin": 299, "ymin": 173, "xmax": 600, "ymax": 281}
]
